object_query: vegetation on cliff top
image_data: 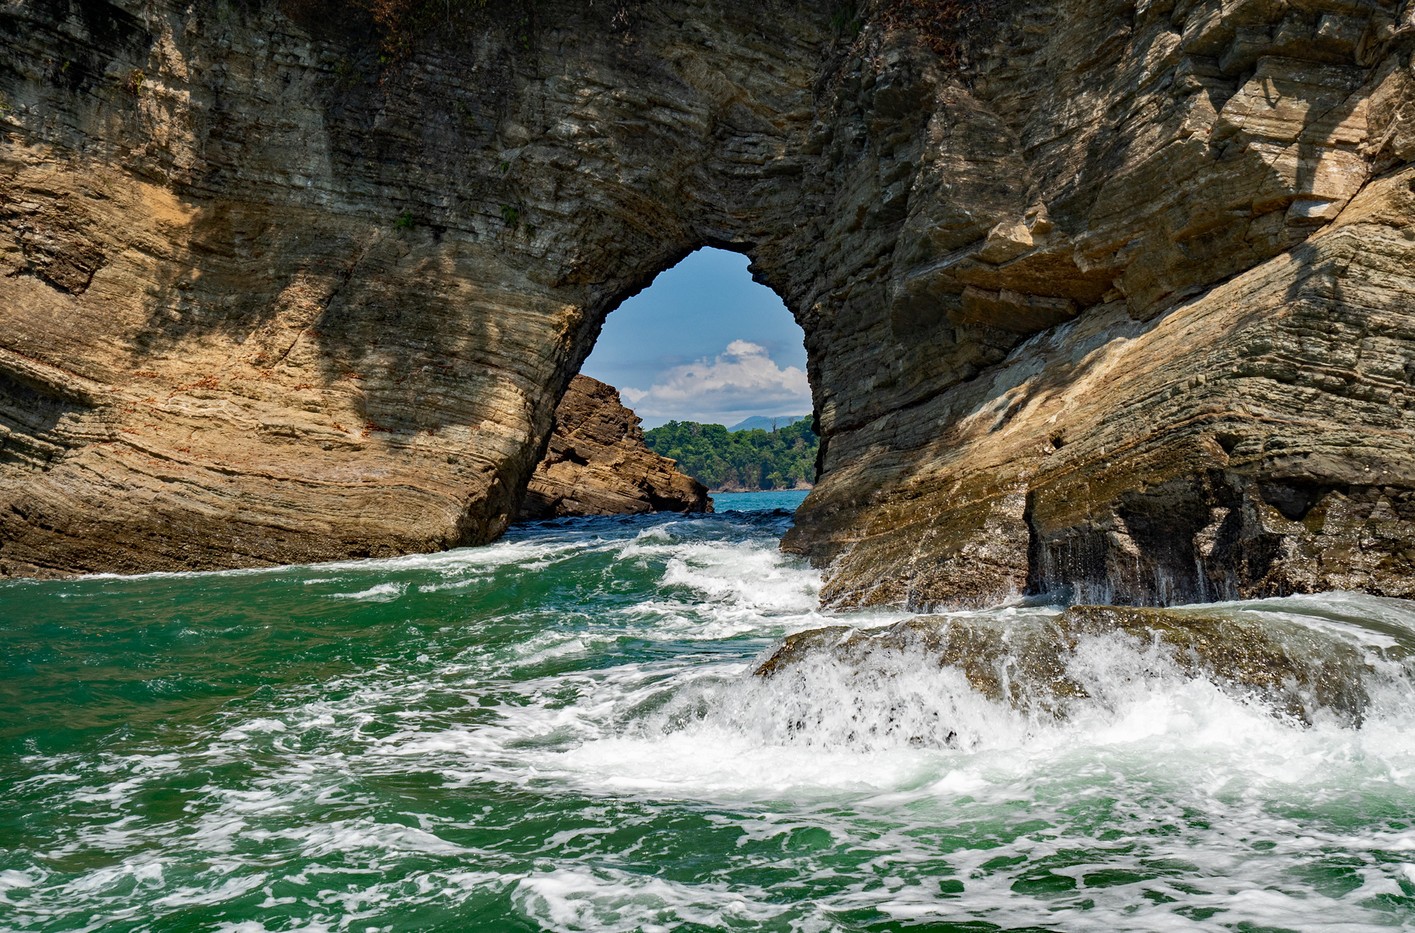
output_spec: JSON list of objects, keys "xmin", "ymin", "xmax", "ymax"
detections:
[{"xmin": 644, "ymin": 419, "xmax": 818, "ymax": 493}]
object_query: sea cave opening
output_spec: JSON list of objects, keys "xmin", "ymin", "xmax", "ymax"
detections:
[{"xmin": 576, "ymin": 246, "xmax": 817, "ymax": 512}]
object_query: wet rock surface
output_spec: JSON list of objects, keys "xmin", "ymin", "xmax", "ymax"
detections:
[
  {"xmin": 519, "ymin": 375, "xmax": 708, "ymax": 520},
  {"xmin": 0, "ymin": 0, "xmax": 1412, "ymax": 602},
  {"xmin": 755, "ymin": 605, "xmax": 1383, "ymax": 729}
]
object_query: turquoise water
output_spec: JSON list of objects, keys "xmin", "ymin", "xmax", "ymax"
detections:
[
  {"xmin": 3, "ymin": 501, "xmax": 1415, "ymax": 931},
  {"xmin": 711, "ymin": 489, "xmax": 811, "ymax": 512}
]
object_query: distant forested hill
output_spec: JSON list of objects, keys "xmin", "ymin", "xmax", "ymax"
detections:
[
  {"xmin": 643, "ymin": 419, "xmax": 818, "ymax": 492},
  {"xmin": 728, "ymin": 414, "xmax": 809, "ymax": 433}
]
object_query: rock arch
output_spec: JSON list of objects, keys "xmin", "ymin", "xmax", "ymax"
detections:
[
  {"xmin": 1, "ymin": 0, "xmax": 1414, "ymax": 606},
  {"xmin": 0, "ymin": 0, "xmax": 834, "ymax": 574}
]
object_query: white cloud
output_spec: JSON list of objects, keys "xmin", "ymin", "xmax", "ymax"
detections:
[{"xmin": 619, "ymin": 341, "xmax": 811, "ymax": 424}]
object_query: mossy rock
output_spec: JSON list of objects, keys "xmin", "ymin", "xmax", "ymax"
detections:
[{"xmin": 756, "ymin": 605, "xmax": 1375, "ymax": 726}]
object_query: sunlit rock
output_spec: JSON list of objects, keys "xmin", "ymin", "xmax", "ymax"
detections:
[
  {"xmin": 0, "ymin": 0, "xmax": 1411, "ymax": 604},
  {"xmin": 520, "ymin": 375, "xmax": 709, "ymax": 520}
]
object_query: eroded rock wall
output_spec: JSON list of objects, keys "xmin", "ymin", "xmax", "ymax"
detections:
[
  {"xmin": 0, "ymin": 0, "xmax": 1412, "ymax": 606},
  {"xmin": 520, "ymin": 374, "xmax": 708, "ymax": 520},
  {"xmin": 0, "ymin": 0, "xmax": 827, "ymax": 574},
  {"xmin": 782, "ymin": 0, "xmax": 1415, "ymax": 608}
]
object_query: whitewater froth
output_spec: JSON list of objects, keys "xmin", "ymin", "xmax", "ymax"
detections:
[{"xmin": 4, "ymin": 504, "xmax": 1415, "ymax": 930}]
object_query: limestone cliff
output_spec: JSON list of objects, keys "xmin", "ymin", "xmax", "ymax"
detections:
[
  {"xmin": 0, "ymin": 0, "xmax": 1412, "ymax": 606},
  {"xmin": 520, "ymin": 374, "xmax": 708, "ymax": 520}
]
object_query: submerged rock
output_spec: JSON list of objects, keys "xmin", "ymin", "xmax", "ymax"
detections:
[
  {"xmin": 519, "ymin": 375, "xmax": 709, "ymax": 520},
  {"xmin": 756, "ymin": 606, "xmax": 1378, "ymax": 729}
]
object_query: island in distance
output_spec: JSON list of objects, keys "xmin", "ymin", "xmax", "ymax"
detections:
[
  {"xmin": 645, "ymin": 418, "xmax": 818, "ymax": 493},
  {"xmin": 526, "ymin": 380, "xmax": 817, "ymax": 507}
]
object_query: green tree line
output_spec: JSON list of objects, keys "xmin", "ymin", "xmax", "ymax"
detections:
[{"xmin": 644, "ymin": 420, "xmax": 818, "ymax": 492}]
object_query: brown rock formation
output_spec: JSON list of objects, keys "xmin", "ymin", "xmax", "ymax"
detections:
[
  {"xmin": 519, "ymin": 374, "xmax": 708, "ymax": 520},
  {"xmin": 0, "ymin": 0, "xmax": 1412, "ymax": 605}
]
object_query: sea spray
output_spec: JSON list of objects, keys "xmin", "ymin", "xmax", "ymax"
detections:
[{"xmin": 3, "ymin": 498, "xmax": 1415, "ymax": 930}]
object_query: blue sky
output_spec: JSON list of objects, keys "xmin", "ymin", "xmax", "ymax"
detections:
[{"xmin": 580, "ymin": 248, "xmax": 812, "ymax": 428}]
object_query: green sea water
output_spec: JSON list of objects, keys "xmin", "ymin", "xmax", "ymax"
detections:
[{"xmin": 4, "ymin": 490, "xmax": 1415, "ymax": 931}]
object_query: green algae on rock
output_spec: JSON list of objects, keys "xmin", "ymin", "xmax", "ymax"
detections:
[{"xmin": 755, "ymin": 605, "xmax": 1383, "ymax": 730}]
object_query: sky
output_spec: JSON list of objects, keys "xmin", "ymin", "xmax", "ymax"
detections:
[{"xmin": 579, "ymin": 247, "xmax": 812, "ymax": 429}]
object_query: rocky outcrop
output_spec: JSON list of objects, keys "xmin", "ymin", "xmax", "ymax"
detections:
[
  {"xmin": 520, "ymin": 374, "xmax": 708, "ymax": 520},
  {"xmin": 777, "ymin": 1, "xmax": 1415, "ymax": 609},
  {"xmin": 755, "ymin": 605, "xmax": 1378, "ymax": 728},
  {"xmin": 0, "ymin": 0, "xmax": 1412, "ymax": 603}
]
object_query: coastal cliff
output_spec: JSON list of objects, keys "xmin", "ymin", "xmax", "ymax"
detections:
[
  {"xmin": 520, "ymin": 374, "xmax": 708, "ymax": 520},
  {"xmin": 0, "ymin": 0, "xmax": 1412, "ymax": 605}
]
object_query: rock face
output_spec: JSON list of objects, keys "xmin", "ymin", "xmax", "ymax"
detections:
[
  {"xmin": 0, "ymin": 0, "xmax": 1413, "ymax": 603},
  {"xmin": 520, "ymin": 375, "xmax": 708, "ymax": 520}
]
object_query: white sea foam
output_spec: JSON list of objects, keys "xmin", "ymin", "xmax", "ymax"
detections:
[
  {"xmin": 657, "ymin": 544, "xmax": 820, "ymax": 612},
  {"xmin": 219, "ymin": 718, "xmax": 288, "ymax": 741},
  {"xmin": 0, "ymin": 870, "xmax": 41, "ymax": 906},
  {"xmin": 510, "ymin": 634, "xmax": 597, "ymax": 667},
  {"xmin": 80, "ymin": 533, "xmax": 588, "ymax": 586},
  {"xmin": 11, "ymin": 511, "xmax": 1415, "ymax": 932},
  {"xmin": 151, "ymin": 874, "xmax": 267, "ymax": 909},
  {"xmin": 325, "ymin": 582, "xmax": 405, "ymax": 602},
  {"xmin": 511, "ymin": 866, "xmax": 788, "ymax": 932}
]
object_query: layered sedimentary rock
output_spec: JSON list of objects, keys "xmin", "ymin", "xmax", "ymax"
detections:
[
  {"xmin": 779, "ymin": 1, "xmax": 1415, "ymax": 609},
  {"xmin": 519, "ymin": 374, "xmax": 708, "ymax": 520},
  {"xmin": 0, "ymin": 0, "xmax": 1413, "ymax": 604}
]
